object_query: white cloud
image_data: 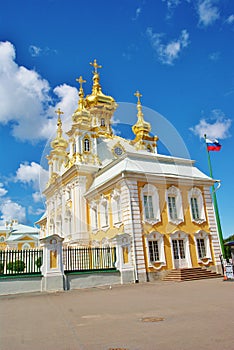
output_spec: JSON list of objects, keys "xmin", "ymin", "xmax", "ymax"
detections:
[
  {"xmin": 15, "ymin": 161, "xmax": 49, "ymax": 192},
  {"xmin": 29, "ymin": 45, "xmax": 57, "ymax": 57},
  {"xmin": 0, "ymin": 199, "xmax": 26, "ymax": 223},
  {"xmin": 146, "ymin": 28, "xmax": 189, "ymax": 65},
  {"xmin": 226, "ymin": 14, "xmax": 234, "ymax": 24},
  {"xmin": 32, "ymin": 191, "xmax": 43, "ymax": 203},
  {"xmin": 0, "ymin": 183, "xmax": 7, "ymax": 197},
  {"xmin": 28, "ymin": 206, "xmax": 44, "ymax": 216},
  {"xmin": 162, "ymin": 0, "xmax": 181, "ymax": 10},
  {"xmin": 29, "ymin": 45, "xmax": 42, "ymax": 57},
  {"xmin": 209, "ymin": 51, "xmax": 220, "ymax": 61},
  {"xmin": 0, "ymin": 41, "xmax": 78, "ymax": 142},
  {"xmin": 197, "ymin": 0, "xmax": 220, "ymax": 27},
  {"xmin": 190, "ymin": 110, "xmax": 232, "ymax": 139},
  {"xmin": 132, "ymin": 7, "xmax": 141, "ymax": 20}
]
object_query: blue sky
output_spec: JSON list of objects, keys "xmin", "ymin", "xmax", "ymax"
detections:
[{"xmin": 0, "ymin": 0, "xmax": 233, "ymax": 238}]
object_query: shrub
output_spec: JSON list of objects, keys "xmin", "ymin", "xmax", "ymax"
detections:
[
  {"xmin": 7, "ymin": 260, "xmax": 25, "ymax": 272},
  {"xmin": 0, "ymin": 262, "xmax": 4, "ymax": 274},
  {"xmin": 35, "ymin": 256, "xmax": 42, "ymax": 268}
]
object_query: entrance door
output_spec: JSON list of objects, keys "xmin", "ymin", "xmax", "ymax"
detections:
[{"xmin": 172, "ymin": 239, "xmax": 187, "ymax": 268}]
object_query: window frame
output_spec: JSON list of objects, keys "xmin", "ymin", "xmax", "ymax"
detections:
[
  {"xmin": 194, "ymin": 230, "xmax": 212, "ymax": 264},
  {"xmin": 83, "ymin": 136, "xmax": 91, "ymax": 153},
  {"xmin": 145, "ymin": 232, "xmax": 166, "ymax": 269},
  {"xmin": 141, "ymin": 184, "xmax": 161, "ymax": 225},
  {"xmin": 166, "ymin": 186, "xmax": 184, "ymax": 225},
  {"xmin": 188, "ymin": 188, "xmax": 206, "ymax": 224}
]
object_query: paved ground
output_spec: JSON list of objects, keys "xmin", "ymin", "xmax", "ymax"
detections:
[{"xmin": 0, "ymin": 278, "xmax": 233, "ymax": 350}]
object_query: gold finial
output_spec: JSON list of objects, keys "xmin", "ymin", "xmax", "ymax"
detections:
[
  {"xmin": 134, "ymin": 90, "xmax": 142, "ymax": 105},
  {"xmin": 76, "ymin": 75, "xmax": 86, "ymax": 89},
  {"xmin": 76, "ymin": 76, "xmax": 86, "ymax": 111},
  {"xmin": 90, "ymin": 59, "xmax": 102, "ymax": 74},
  {"xmin": 55, "ymin": 108, "xmax": 64, "ymax": 137},
  {"xmin": 55, "ymin": 107, "xmax": 64, "ymax": 118}
]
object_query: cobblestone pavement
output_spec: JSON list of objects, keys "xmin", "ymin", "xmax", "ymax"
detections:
[{"xmin": 0, "ymin": 278, "xmax": 233, "ymax": 350}]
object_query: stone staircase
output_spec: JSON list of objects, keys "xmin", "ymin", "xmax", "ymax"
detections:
[{"xmin": 163, "ymin": 267, "xmax": 222, "ymax": 282}]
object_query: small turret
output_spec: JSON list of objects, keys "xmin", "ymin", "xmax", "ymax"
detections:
[
  {"xmin": 132, "ymin": 91, "xmax": 158, "ymax": 152},
  {"xmin": 47, "ymin": 108, "xmax": 68, "ymax": 185}
]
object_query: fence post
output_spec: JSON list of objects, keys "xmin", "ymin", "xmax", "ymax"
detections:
[
  {"xmin": 112, "ymin": 233, "xmax": 135, "ymax": 284},
  {"xmin": 40, "ymin": 234, "xmax": 64, "ymax": 292}
]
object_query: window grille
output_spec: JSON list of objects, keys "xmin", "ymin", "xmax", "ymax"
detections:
[
  {"xmin": 168, "ymin": 196, "xmax": 177, "ymax": 220},
  {"xmin": 196, "ymin": 238, "xmax": 206, "ymax": 259},
  {"xmin": 143, "ymin": 195, "xmax": 154, "ymax": 219},
  {"xmin": 148, "ymin": 240, "xmax": 159, "ymax": 262}
]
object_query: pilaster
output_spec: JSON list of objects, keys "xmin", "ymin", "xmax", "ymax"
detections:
[
  {"xmin": 204, "ymin": 186, "xmax": 222, "ymax": 271},
  {"xmin": 120, "ymin": 179, "xmax": 146, "ymax": 282}
]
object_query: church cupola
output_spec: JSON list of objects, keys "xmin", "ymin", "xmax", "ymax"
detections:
[
  {"xmin": 71, "ymin": 76, "xmax": 91, "ymax": 127},
  {"xmin": 132, "ymin": 91, "xmax": 158, "ymax": 153},
  {"xmin": 47, "ymin": 108, "xmax": 68, "ymax": 185},
  {"xmin": 85, "ymin": 59, "xmax": 117, "ymax": 138},
  {"xmin": 85, "ymin": 59, "xmax": 116, "ymax": 108}
]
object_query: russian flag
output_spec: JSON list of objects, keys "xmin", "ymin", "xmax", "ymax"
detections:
[{"xmin": 206, "ymin": 138, "xmax": 222, "ymax": 151}]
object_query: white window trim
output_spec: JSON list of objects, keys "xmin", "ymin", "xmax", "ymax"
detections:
[
  {"xmin": 194, "ymin": 230, "xmax": 212, "ymax": 265},
  {"xmin": 145, "ymin": 232, "xmax": 166, "ymax": 270},
  {"xmin": 188, "ymin": 188, "xmax": 206, "ymax": 224},
  {"xmin": 99, "ymin": 196, "xmax": 109, "ymax": 231},
  {"xmin": 141, "ymin": 184, "xmax": 161, "ymax": 225},
  {"xmin": 111, "ymin": 189, "xmax": 122, "ymax": 227},
  {"xmin": 166, "ymin": 186, "xmax": 184, "ymax": 225},
  {"xmin": 22, "ymin": 243, "xmax": 31, "ymax": 250}
]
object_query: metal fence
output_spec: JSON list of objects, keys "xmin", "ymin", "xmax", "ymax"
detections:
[
  {"xmin": 63, "ymin": 247, "xmax": 116, "ymax": 273},
  {"xmin": 0, "ymin": 249, "xmax": 43, "ymax": 276}
]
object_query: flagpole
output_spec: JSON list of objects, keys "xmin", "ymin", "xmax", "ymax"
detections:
[{"xmin": 204, "ymin": 134, "xmax": 225, "ymax": 258}]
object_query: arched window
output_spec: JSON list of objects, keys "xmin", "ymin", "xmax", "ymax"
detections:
[
  {"xmin": 22, "ymin": 243, "xmax": 31, "ymax": 250},
  {"xmin": 188, "ymin": 188, "xmax": 206, "ymax": 224},
  {"xmin": 101, "ymin": 118, "xmax": 105, "ymax": 127},
  {"xmin": 99, "ymin": 196, "xmax": 109, "ymax": 229},
  {"xmin": 194, "ymin": 230, "xmax": 212, "ymax": 264},
  {"xmin": 141, "ymin": 184, "xmax": 160, "ymax": 224},
  {"xmin": 166, "ymin": 186, "xmax": 184, "ymax": 225},
  {"xmin": 145, "ymin": 232, "xmax": 166, "ymax": 269},
  {"xmin": 84, "ymin": 138, "xmax": 90, "ymax": 152}
]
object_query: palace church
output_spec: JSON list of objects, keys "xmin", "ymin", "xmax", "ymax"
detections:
[{"xmin": 37, "ymin": 60, "xmax": 222, "ymax": 281}]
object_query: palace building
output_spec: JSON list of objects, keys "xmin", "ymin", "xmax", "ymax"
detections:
[{"xmin": 36, "ymin": 60, "xmax": 222, "ymax": 281}]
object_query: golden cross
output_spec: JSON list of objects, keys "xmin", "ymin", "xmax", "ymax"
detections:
[
  {"xmin": 76, "ymin": 75, "xmax": 86, "ymax": 89},
  {"xmin": 134, "ymin": 90, "xmax": 142, "ymax": 104},
  {"xmin": 90, "ymin": 59, "xmax": 102, "ymax": 73},
  {"xmin": 55, "ymin": 108, "xmax": 64, "ymax": 117}
]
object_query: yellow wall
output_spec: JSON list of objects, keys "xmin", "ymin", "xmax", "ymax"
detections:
[{"xmin": 138, "ymin": 181, "xmax": 214, "ymax": 272}]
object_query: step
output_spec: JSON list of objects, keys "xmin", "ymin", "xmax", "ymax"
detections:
[{"xmin": 163, "ymin": 267, "xmax": 222, "ymax": 282}]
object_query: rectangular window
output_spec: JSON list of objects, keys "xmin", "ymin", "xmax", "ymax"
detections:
[
  {"xmin": 144, "ymin": 195, "xmax": 154, "ymax": 219},
  {"xmin": 172, "ymin": 239, "xmax": 185, "ymax": 259},
  {"xmin": 197, "ymin": 238, "xmax": 206, "ymax": 259},
  {"xmin": 168, "ymin": 196, "xmax": 177, "ymax": 220},
  {"xmin": 148, "ymin": 240, "xmax": 159, "ymax": 262},
  {"xmin": 191, "ymin": 197, "xmax": 200, "ymax": 220}
]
